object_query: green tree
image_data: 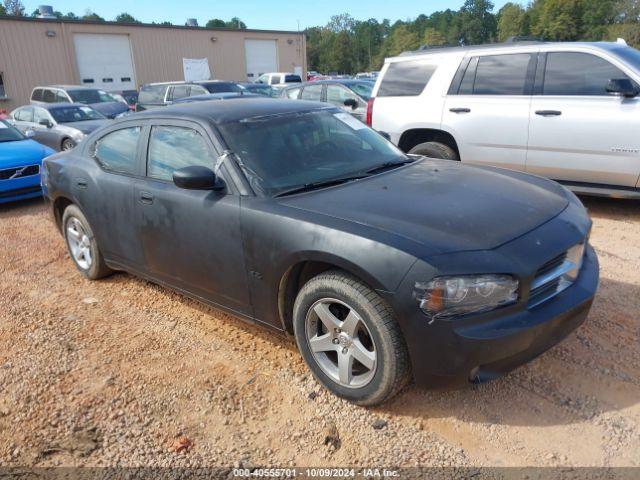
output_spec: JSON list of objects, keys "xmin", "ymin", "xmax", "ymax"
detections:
[
  {"xmin": 422, "ymin": 27, "xmax": 447, "ymax": 46},
  {"xmin": 497, "ymin": 2, "xmax": 527, "ymax": 41},
  {"xmin": 82, "ymin": 10, "xmax": 105, "ymax": 22},
  {"xmin": 206, "ymin": 18, "xmax": 226, "ymax": 28},
  {"xmin": 458, "ymin": 0, "xmax": 497, "ymax": 44},
  {"xmin": 0, "ymin": 3, "xmax": 5, "ymax": 15},
  {"xmin": 532, "ymin": 0, "xmax": 583, "ymax": 40},
  {"xmin": 581, "ymin": 0, "xmax": 617, "ymax": 39},
  {"xmin": 3, "ymin": 0, "xmax": 25, "ymax": 16},
  {"xmin": 61, "ymin": 12, "xmax": 79, "ymax": 20},
  {"xmin": 115, "ymin": 12, "xmax": 140, "ymax": 23},
  {"xmin": 226, "ymin": 17, "xmax": 246, "ymax": 29}
]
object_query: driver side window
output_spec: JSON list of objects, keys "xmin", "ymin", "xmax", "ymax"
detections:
[{"xmin": 147, "ymin": 126, "xmax": 217, "ymax": 181}]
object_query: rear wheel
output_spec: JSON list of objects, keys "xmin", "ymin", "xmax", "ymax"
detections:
[
  {"xmin": 61, "ymin": 138, "xmax": 76, "ymax": 151},
  {"xmin": 62, "ymin": 205, "xmax": 112, "ymax": 280},
  {"xmin": 408, "ymin": 141, "xmax": 459, "ymax": 160},
  {"xmin": 293, "ymin": 270, "xmax": 411, "ymax": 405}
]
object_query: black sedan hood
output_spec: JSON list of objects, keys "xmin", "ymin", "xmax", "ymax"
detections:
[{"xmin": 279, "ymin": 160, "xmax": 569, "ymax": 255}]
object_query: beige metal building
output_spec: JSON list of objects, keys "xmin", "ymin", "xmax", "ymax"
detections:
[{"xmin": 0, "ymin": 15, "xmax": 306, "ymax": 111}]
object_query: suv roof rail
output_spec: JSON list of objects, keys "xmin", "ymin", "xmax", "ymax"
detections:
[
  {"xmin": 399, "ymin": 39, "xmax": 547, "ymax": 57},
  {"xmin": 506, "ymin": 35, "xmax": 545, "ymax": 43}
]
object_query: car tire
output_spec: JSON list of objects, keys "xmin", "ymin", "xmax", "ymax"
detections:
[
  {"xmin": 61, "ymin": 138, "xmax": 76, "ymax": 151},
  {"xmin": 293, "ymin": 270, "xmax": 411, "ymax": 406},
  {"xmin": 409, "ymin": 141, "xmax": 459, "ymax": 160},
  {"xmin": 62, "ymin": 205, "xmax": 112, "ymax": 280}
]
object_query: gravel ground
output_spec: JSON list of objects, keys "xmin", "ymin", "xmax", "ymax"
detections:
[{"xmin": 0, "ymin": 196, "xmax": 639, "ymax": 469}]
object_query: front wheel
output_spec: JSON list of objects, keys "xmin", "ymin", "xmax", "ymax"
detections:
[
  {"xmin": 61, "ymin": 138, "xmax": 76, "ymax": 151},
  {"xmin": 62, "ymin": 205, "xmax": 112, "ymax": 280},
  {"xmin": 293, "ymin": 271, "xmax": 411, "ymax": 405}
]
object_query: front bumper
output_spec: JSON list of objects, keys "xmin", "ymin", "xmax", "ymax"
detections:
[
  {"xmin": 386, "ymin": 202, "xmax": 599, "ymax": 389},
  {"xmin": 0, "ymin": 176, "xmax": 42, "ymax": 204}
]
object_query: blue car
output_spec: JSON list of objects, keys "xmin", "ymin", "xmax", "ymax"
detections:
[{"xmin": 0, "ymin": 119, "xmax": 55, "ymax": 204}]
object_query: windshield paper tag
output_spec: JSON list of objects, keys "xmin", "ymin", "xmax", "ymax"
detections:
[{"xmin": 334, "ymin": 112, "xmax": 366, "ymax": 130}]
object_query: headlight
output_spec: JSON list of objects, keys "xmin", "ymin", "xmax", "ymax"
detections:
[
  {"xmin": 414, "ymin": 275, "xmax": 518, "ymax": 322},
  {"xmin": 71, "ymin": 131, "xmax": 86, "ymax": 141}
]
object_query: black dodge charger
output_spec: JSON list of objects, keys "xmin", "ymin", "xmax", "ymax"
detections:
[{"xmin": 42, "ymin": 99, "xmax": 599, "ymax": 405}]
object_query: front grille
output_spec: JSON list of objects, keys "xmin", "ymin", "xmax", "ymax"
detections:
[
  {"xmin": 0, "ymin": 164, "xmax": 40, "ymax": 181},
  {"xmin": 528, "ymin": 243, "xmax": 585, "ymax": 308}
]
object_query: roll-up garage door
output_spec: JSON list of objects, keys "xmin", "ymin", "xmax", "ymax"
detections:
[
  {"xmin": 74, "ymin": 34, "xmax": 136, "ymax": 91},
  {"xmin": 245, "ymin": 39, "xmax": 278, "ymax": 81}
]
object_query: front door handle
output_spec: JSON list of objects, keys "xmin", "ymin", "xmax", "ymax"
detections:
[
  {"xmin": 76, "ymin": 179, "xmax": 88, "ymax": 189},
  {"xmin": 139, "ymin": 191, "xmax": 154, "ymax": 205},
  {"xmin": 449, "ymin": 108, "xmax": 471, "ymax": 114},
  {"xmin": 535, "ymin": 110, "xmax": 562, "ymax": 117}
]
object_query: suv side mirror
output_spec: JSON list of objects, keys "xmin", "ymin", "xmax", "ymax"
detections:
[
  {"xmin": 344, "ymin": 98, "xmax": 358, "ymax": 109},
  {"xmin": 606, "ymin": 78, "xmax": 639, "ymax": 98},
  {"xmin": 39, "ymin": 119, "xmax": 52, "ymax": 128},
  {"xmin": 173, "ymin": 166, "xmax": 225, "ymax": 191}
]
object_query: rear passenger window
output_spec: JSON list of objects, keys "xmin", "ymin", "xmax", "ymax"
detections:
[
  {"xmin": 43, "ymin": 89, "xmax": 56, "ymax": 103},
  {"xmin": 543, "ymin": 52, "xmax": 633, "ymax": 96},
  {"xmin": 93, "ymin": 127, "xmax": 141, "ymax": 175},
  {"xmin": 300, "ymin": 84, "xmax": 322, "ymax": 101},
  {"xmin": 147, "ymin": 126, "xmax": 216, "ymax": 181},
  {"xmin": 377, "ymin": 60, "xmax": 437, "ymax": 97},
  {"xmin": 469, "ymin": 54, "xmax": 533, "ymax": 95}
]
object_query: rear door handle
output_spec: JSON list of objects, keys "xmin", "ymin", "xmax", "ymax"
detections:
[
  {"xmin": 76, "ymin": 179, "xmax": 88, "ymax": 189},
  {"xmin": 139, "ymin": 191, "xmax": 154, "ymax": 205},
  {"xmin": 449, "ymin": 108, "xmax": 471, "ymax": 114},
  {"xmin": 535, "ymin": 110, "xmax": 562, "ymax": 117}
]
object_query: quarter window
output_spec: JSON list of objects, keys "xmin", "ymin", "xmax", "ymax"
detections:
[
  {"xmin": 93, "ymin": 127, "xmax": 141, "ymax": 175},
  {"xmin": 300, "ymin": 84, "xmax": 323, "ymax": 101},
  {"xmin": 468, "ymin": 54, "xmax": 533, "ymax": 95},
  {"xmin": 147, "ymin": 126, "xmax": 216, "ymax": 181},
  {"xmin": 377, "ymin": 60, "xmax": 437, "ymax": 97},
  {"xmin": 543, "ymin": 52, "xmax": 634, "ymax": 96}
]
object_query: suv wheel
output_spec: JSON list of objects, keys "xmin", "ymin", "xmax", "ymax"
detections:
[
  {"xmin": 62, "ymin": 205, "xmax": 112, "ymax": 280},
  {"xmin": 409, "ymin": 141, "xmax": 459, "ymax": 160},
  {"xmin": 293, "ymin": 270, "xmax": 410, "ymax": 405}
]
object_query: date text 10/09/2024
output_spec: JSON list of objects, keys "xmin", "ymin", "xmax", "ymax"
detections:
[{"xmin": 232, "ymin": 468, "xmax": 400, "ymax": 477}]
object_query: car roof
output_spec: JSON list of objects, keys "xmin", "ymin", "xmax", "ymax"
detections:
[
  {"xmin": 195, "ymin": 80, "xmax": 238, "ymax": 85},
  {"xmin": 393, "ymin": 40, "xmax": 630, "ymax": 61},
  {"xmin": 37, "ymin": 85, "xmax": 100, "ymax": 91},
  {"xmin": 311, "ymin": 79, "xmax": 373, "ymax": 86},
  {"xmin": 132, "ymin": 97, "xmax": 329, "ymax": 124},
  {"xmin": 40, "ymin": 102, "xmax": 95, "ymax": 110}
]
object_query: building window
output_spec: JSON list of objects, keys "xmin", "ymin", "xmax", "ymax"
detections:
[{"xmin": 0, "ymin": 72, "xmax": 6, "ymax": 99}]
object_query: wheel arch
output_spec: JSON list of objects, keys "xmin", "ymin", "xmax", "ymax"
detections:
[
  {"xmin": 398, "ymin": 128, "xmax": 460, "ymax": 158},
  {"xmin": 277, "ymin": 254, "xmax": 387, "ymax": 334},
  {"xmin": 52, "ymin": 195, "xmax": 75, "ymax": 233}
]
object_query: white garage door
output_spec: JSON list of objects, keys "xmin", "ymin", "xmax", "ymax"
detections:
[
  {"xmin": 245, "ymin": 39, "xmax": 277, "ymax": 82},
  {"xmin": 74, "ymin": 34, "xmax": 136, "ymax": 91}
]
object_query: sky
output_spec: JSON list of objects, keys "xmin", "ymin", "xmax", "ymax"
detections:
[{"xmin": 23, "ymin": 0, "xmax": 517, "ymax": 31}]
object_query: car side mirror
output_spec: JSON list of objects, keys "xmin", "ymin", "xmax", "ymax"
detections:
[
  {"xmin": 344, "ymin": 98, "xmax": 358, "ymax": 109},
  {"xmin": 39, "ymin": 119, "xmax": 52, "ymax": 128},
  {"xmin": 172, "ymin": 166, "xmax": 225, "ymax": 191},
  {"xmin": 24, "ymin": 129, "xmax": 36, "ymax": 138},
  {"xmin": 606, "ymin": 78, "xmax": 639, "ymax": 98}
]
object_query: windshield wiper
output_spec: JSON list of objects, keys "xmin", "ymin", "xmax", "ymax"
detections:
[
  {"xmin": 364, "ymin": 158, "xmax": 415, "ymax": 175},
  {"xmin": 274, "ymin": 174, "xmax": 369, "ymax": 197}
]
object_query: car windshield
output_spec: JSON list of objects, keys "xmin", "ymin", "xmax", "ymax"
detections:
[
  {"xmin": 67, "ymin": 89, "xmax": 117, "ymax": 104},
  {"xmin": 347, "ymin": 82, "xmax": 373, "ymax": 100},
  {"xmin": 284, "ymin": 75, "xmax": 302, "ymax": 83},
  {"xmin": 0, "ymin": 119, "xmax": 26, "ymax": 142},
  {"xmin": 218, "ymin": 109, "xmax": 409, "ymax": 196},
  {"xmin": 49, "ymin": 106, "xmax": 105, "ymax": 123},
  {"xmin": 202, "ymin": 83, "xmax": 243, "ymax": 93},
  {"xmin": 244, "ymin": 85, "xmax": 275, "ymax": 96},
  {"xmin": 612, "ymin": 46, "xmax": 640, "ymax": 70}
]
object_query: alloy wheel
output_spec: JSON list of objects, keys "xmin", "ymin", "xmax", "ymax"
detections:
[
  {"xmin": 66, "ymin": 217, "xmax": 93, "ymax": 270},
  {"xmin": 305, "ymin": 298, "xmax": 377, "ymax": 388}
]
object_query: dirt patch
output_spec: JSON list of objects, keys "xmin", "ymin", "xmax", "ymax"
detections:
[{"xmin": 0, "ymin": 197, "xmax": 638, "ymax": 467}]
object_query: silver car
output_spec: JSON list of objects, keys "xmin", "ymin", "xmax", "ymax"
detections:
[{"xmin": 10, "ymin": 103, "xmax": 109, "ymax": 151}]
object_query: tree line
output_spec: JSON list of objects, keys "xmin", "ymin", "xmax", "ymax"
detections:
[
  {"xmin": 0, "ymin": 0, "xmax": 247, "ymax": 28},
  {"xmin": 306, "ymin": 0, "xmax": 640, "ymax": 74}
]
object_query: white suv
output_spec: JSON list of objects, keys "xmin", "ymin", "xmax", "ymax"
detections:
[{"xmin": 369, "ymin": 40, "xmax": 640, "ymax": 198}]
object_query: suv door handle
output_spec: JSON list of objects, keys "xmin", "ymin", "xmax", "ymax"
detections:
[
  {"xmin": 449, "ymin": 108, "xmax": 471, "ymax": 114},
  {"xmin": 535, "ymin": 110, "xmax": 562, "ymax": 117},
  {"xmin": 139, "ymin": 191, "xmax": 154, "ymax": 205}
]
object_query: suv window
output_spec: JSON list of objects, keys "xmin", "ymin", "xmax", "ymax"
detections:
[
  {"xmin": 31, "ymin": 88, "xmax": 44, "ymax": 102},
  {"xmin": 170, "ymin": 85, "xmax": 190, "ymax": 101},
  {"xmin": 543, "ymin": 52, "xmax": 634, "ymax": 96},
  {"xmin": 93, "ymin": 127, "xmax": 141, "ymax": 175},
  {"xmin": 147, "ymin": 126, "xmax": 216, "ymax": 181},
  {"xmin": 55, "ymin": 91, "xmax": 70, "ymax": 103},
  {"xmin": 300, "ymin": 84, "xmax": 323, "ymax": 101},
  {"xmin": 377, "ymin": 60, "xmax": 437, "ymax": 97},
  {"xmin": 139, "ymin": 84, "xmax": 169, "ymax": 104},
  {"xmin": 271, "ymin": 75, "xmax": 282, "ymax": 84},
  {"xmin": 463, "ymin": 54, "xmax": 533, "ymax": 95},
  {"xmin": 42, "ymin": 89, "xmax": 56, "ymax": 103}
]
